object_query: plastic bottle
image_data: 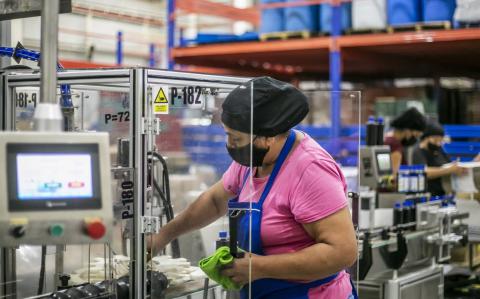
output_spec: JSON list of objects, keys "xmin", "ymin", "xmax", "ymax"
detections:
[
  {"xmin": 401, "ymin": 201, "xmax": 407, "ymax": 224},
  {"xmin": 216, "ymin": 231, "xmax": 229, "ymax": 249},
  {"xmin": 393, "ymin": 202, "xmax": 403, "ymax": 226},
  {"xmin": 410, "ymin": 200, "xmax": 417, "ymax": 223},
  {"xmin": 398, "ymin": 166, "xmax": 408, "ymax": 193},
  {"xmin": 416, "ymin": 165, "xmax": 426, "ymax": 193},
  {"xmin": 366, "ymin": 116, "xmax": 378, "ymax": 146},
  {"xmin": 409, "ymin": 166, "xmax": 418, "ymax": 193},
  {"xmin": 403, "ymin": 200, "xmax": 413, "ymax": 225},
  {"xmin": 376, "ymin": 117, "xmax": 384, "ymax": 145}
]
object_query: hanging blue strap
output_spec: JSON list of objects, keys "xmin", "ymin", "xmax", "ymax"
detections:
[
  {"xmin": 229, "ymin": 130, "xmax": 296, "ymax": 210},
  {"xmin": 256, "ymin": 130, "xmax": 296, "ymax": 207}
]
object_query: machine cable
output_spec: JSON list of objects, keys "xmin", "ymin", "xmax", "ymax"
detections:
[
  {"xmin": 148, "ymin": 151, "xmax": 181, "ymax": 258},
  {"xmin": 37, "ymin": 245, "xmax": 47, "ymax": 295}
]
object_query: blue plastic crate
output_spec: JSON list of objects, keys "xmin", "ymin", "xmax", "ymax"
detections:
[
  {"xmin": 387, "ymin": 0, "xmax": 422, "ymax": 25},
  {"xmin": 422, "ymin": 0, "xmax": 456, "ymax": 22},
  {"xmin": 185, "ymin": 32, "xmax": 259, "ymax": 45},
  {"xmin": 260, "ymin": 0, "xmax": 285, "ymax": 33},
  {"xmin": 443, "ymin": 142, "xmax": 480, "ymax": 155},
  {"xmin": 444, "ymin": 125, "xmax": 480, "ymax": 138},
  {"xmin": 284, "ymin": 1, "xmax": 319, "ymax": 32}
]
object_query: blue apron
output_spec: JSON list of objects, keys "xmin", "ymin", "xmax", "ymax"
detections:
[{"xmin": 228, "ymin": 130, "xmax": 358, "ymax": 299}]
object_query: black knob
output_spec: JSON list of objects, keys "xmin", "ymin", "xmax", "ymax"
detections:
[
  {"xmin": 59, "ymin": 274, "xmax": 70, "ymax": 287},
  {"xmin": 10, "ymin": 226, "xmax": 26, "ymax": 238}
]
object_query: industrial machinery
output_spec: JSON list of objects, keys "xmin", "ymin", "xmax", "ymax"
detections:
[
  {"xmin": 0, "ymin": 67, "xmax": 251, "ymax": 299},
  {"xmin": 0, "ymin": 67, "xmax": 363, "ymax": 299},
  {"xmin": 0, "ymin": 132, "xmax": 113, "ymax": 247},
  {"xmin": 356, "ymin": 145, "xmax": 470, "ymax": 299},
  {"xmin": 359, "ymin": 145, "xmax": 393, "ymax": 191}
]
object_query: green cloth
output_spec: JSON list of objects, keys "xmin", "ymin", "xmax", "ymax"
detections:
[{"xmin": 199, "ymin": 246, "xmax": 242, "ymax": 291}]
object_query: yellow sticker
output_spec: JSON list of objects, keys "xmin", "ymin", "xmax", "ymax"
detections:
[
  {"xmin": 154, "ymin": 105, "xmax": 168, "ymax": 113},
  {"xmin": 152, "ymin": 86, "xmax": 169, "ymax": 114},
  {"xmin": 10, "ymin": 218, "xmax": 29, "ymax": 225}
]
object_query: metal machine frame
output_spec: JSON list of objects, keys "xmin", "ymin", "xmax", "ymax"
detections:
[{"xmin": 0, "ymin": 67, "xmax": 250, "ymax": 299}]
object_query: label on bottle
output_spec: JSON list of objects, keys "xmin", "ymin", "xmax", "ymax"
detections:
[
  {"xmin": 418, "ymin": 175, "xmax": 425, "ymax": 192},
  {"xmin": 410, "ymin": 175, "xmax": 418, "ymax": 192}
]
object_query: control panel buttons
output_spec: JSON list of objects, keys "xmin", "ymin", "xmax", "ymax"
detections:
[
  {"xmin": 49, "ymin": 224, "xmax": 65, "ymax": 237},
  {"xmin": 84, "ymin": 219, "xmax": 106, "ymax": 240},
  {"xmin": 10, "ymin": 225, "xmax": 26, "ymax": 238}
]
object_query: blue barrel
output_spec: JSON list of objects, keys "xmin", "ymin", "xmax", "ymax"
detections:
[
  {"xmin": 320, "ymin": 3, "xmax": 352, "ymax": 33},
  {"xmin": 387, "ymin": 0, "xmax": 421, "ymax": 25},
  {"xmin": 422, "ymin": 0, "xmax": 456, "ymax": 22},
  {"xmin": 260, "ymin": 0, "xmax": 285, "ymax": 33},
  {"xmin": 284, "ymin": 1, "xmax": 319, "ymax": 32}
]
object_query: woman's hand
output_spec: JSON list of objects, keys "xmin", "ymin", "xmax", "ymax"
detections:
[
  {"xmin": 221, "ymin": 253, "xmax": 264, "ymax": 286},
  {"xmin": 448, "ymin": 162, "xmax": 468, "ymax": 176},
  {"xmin": 147, "ymin": 229, "xmax": 171, "ymax": 256}
]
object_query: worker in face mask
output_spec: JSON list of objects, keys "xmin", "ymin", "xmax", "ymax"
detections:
[
  {"xmin": 384, "ymin": 107, "xmax": 427, "ymax": 174},
  {"xmin": 412, "ymin": 120, "xmax": 467, "ymax": 196},
  {"xmin": 151, "ymin": 76, "xmax": 358, "ymax": 299}
]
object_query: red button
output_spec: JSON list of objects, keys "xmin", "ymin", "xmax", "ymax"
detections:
[
  {"xmin": 68, "ymin": 181, "xmax": 85, "ymax": 188},
  {"xmin": 85, "ymin": 220, "xmax": 106, "ymax": 240}
]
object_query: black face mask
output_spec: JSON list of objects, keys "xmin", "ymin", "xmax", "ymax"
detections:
[
  {"xmin": 401, "ymin": 136, "xmax": 418, "ymax": 147},
  {"xmin": 226, "ymin": 143, "xmax": 269, "ymax": 167},
  {"xmin": 427, "ymin": 143, "xmax": 442, "ymax": 152}
]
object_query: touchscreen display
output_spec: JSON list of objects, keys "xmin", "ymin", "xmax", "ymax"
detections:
[
  {"xmin": 16, "ymin": 154, "xmax": 94, "ymax": 200},
  {"xmin": 376, "ymin": 153, "xmax": 392, "ymax": 172},
  {"xmin": 7, "ymin": 143, "xmax": 101, "ymax": 211}
]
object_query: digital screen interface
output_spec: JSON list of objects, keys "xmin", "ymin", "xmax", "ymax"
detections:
[
  {"xmin": 376, "ymin": 153, "xmax": 392, "ymax": 172},
  {"xmin": 16, "ymin": 154, "xmax": 93, "ymax": 200}
]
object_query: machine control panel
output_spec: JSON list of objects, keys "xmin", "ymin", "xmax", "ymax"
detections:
[
  {"xmin": 360, "ymin": 146, "xmax": 392, "ymax": 189},
  {"xmin": 0, "ymin": 132, "xmax": 114, "ymax": 246}
]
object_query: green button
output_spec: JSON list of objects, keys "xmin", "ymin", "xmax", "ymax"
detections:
[{"xmin": 49, "ymin": 224, "xmax": 64, "ymax": 237}]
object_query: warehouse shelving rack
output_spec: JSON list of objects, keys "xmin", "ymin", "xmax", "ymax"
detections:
[
  {"xmin": 167, "ymin": 0, "xmax": 480, "ymax": 139},
  {"xmin": 168, "ymin": 0, "xmax": 350, "ymax": 138}
]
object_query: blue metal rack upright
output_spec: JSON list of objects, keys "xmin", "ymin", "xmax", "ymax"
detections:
[
  {"xmin": 330, "ymin": 1, "xmax": 342, "ymax": 144},
  {"xmin": 116, "ymin": 31, "xmax": 123, "ymax": 66},
  {"xmin": 149, "ymin": 43, "xmax": 156, "ymax": 67},
  {"xmin": 168, "ymin": 0, "xmax": 176, "ymax": 70}
]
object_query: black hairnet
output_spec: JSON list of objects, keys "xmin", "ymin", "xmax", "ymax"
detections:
[
  {"xmin": 221, "ymin": 76, "xmax": 309, "ymax": 137},
  {"xmin": 390, "ymin": 107, "xmax": 426, "ymax": 131},
  {"xmin": 421, "ymin": 120, "xmax": 445, "ymax": 140}
]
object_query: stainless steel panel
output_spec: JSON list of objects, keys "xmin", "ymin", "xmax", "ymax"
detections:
[{"xmin": 361, "ymin": 264, "xmax": 443, "ymax": 299}]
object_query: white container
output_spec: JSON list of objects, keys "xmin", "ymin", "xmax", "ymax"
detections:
[
  {"xmin": 359, "ymin": 208, "xmax": 394, "ymax": 229},
  {"xmin": 352, "ymin": 0, "xmax": 387, "ymax": 30},
  {"xmin": 455, "ymin": 0, "xmax": 480, "ymax": 23}
]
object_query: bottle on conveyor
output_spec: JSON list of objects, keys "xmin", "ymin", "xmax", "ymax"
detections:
[
  {"xmin": 376, "ymin": 117, "xmax": 385, "ymax": 145},
  {"xmin": 394, "ymin": 202, "xmax": 403, "ymax": 226},
  {"xmin": 366, "ymin": 116, "xmax": 378, "ymax": 146}
]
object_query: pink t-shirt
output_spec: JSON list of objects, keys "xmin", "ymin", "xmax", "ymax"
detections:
[{"xmin": 222, "ymin": 131, "xmax": 353, "ymax": 298}]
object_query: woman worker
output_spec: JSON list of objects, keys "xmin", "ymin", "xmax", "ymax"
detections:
[
  {"xmin": 152, "ymin": 77, "xmax": 358, "ymax": 298},
  {"xmin": 384, "ymin": 107, "xmax": 426, "ymax": 174},
  {"xmin": 412, "ymin": 120, "xmax": 467, "ymax": 196}
]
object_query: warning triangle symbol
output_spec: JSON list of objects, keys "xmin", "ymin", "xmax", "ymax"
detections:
[{"xmin": 154, "ymin": 88, "xmax": 168, "ymax": 103}]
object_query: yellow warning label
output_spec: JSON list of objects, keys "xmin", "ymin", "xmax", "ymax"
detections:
[
  {"xmin": 154, "ymin": 88, "xmax": 168, "ymax": 104},
  {"xmin": 153, "ymin": 86, "xmax": 169, "ymax": 115},
  {"xmin": 154, "ymin": 105, "xmax": 168, "ymax": 113}
]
